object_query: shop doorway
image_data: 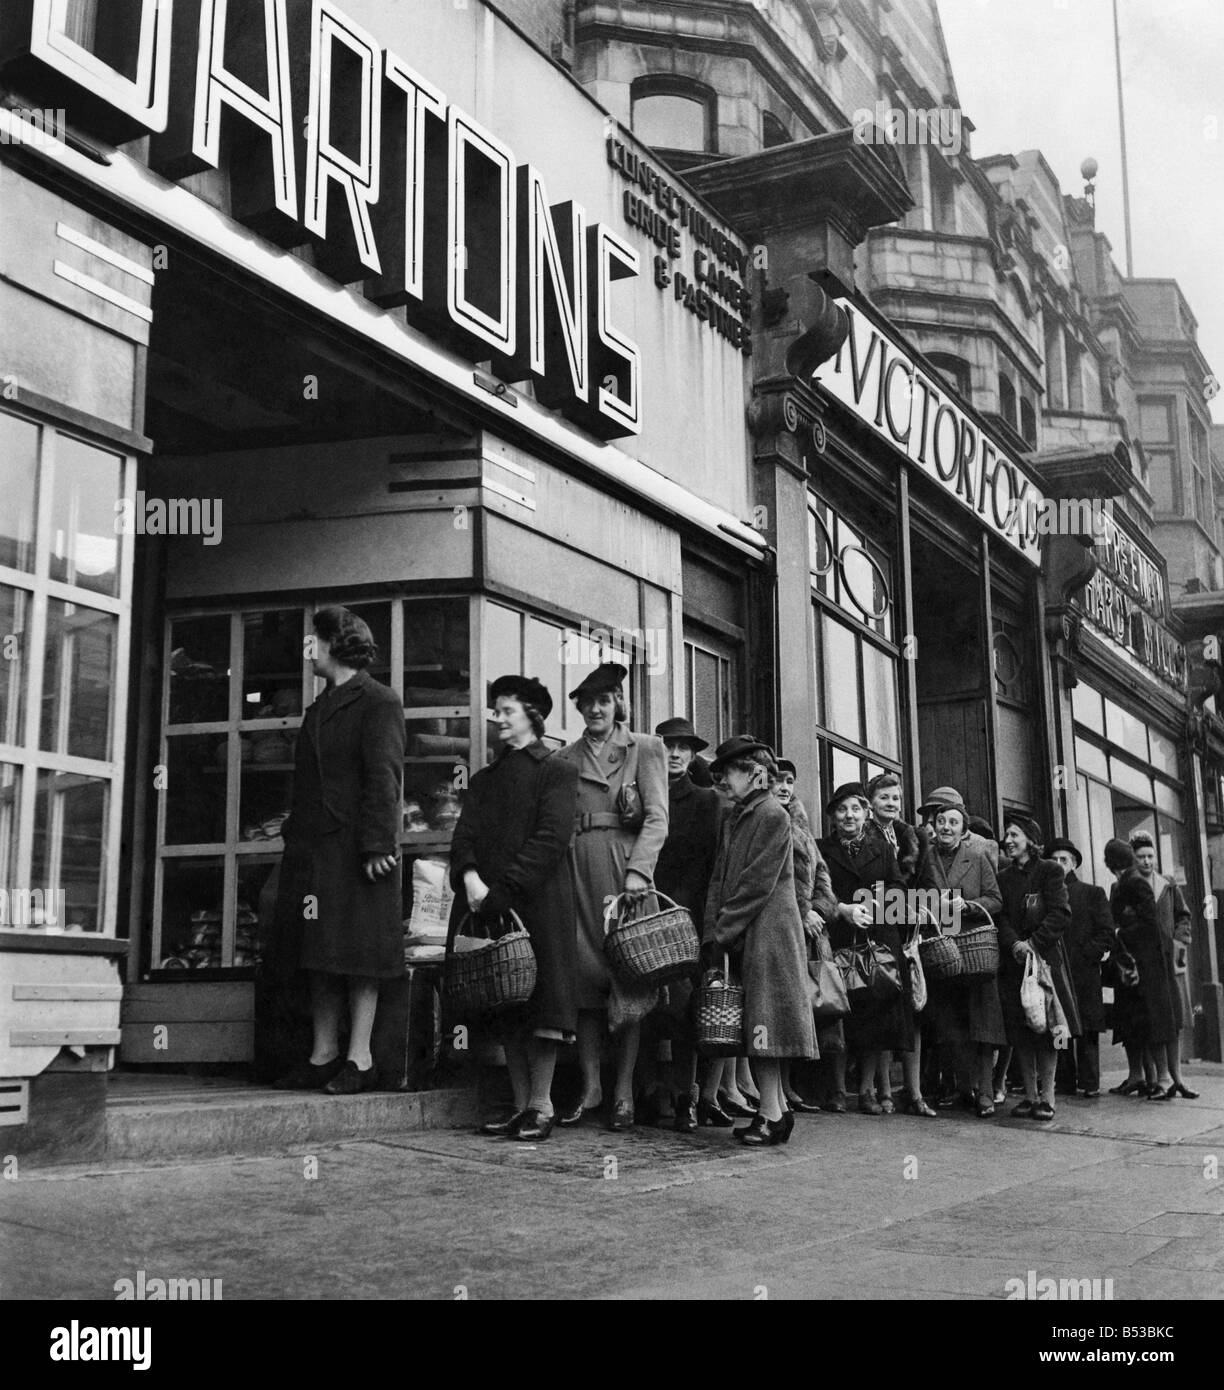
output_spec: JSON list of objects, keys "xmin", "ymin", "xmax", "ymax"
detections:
[{"xmin": 911, "ymin": 541, "xmax": 993, "ymax": 822}]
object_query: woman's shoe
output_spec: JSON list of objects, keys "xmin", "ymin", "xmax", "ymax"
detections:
[
  {"xmin": 718, "ymin": 1091, "xmax": 757, "ymax": 1118},
  {"xmin": 1172, "ymin": 1082, "xmax": 1200, "ymax": 1099},
  {"xmin": 513, "ymin": 1109, "xmax": 555, "ymax": 1141},
  {"xmin": 557, "ymin": 1097, "xmax": 598, "ymax": 1127},
  {"xmin": 1146, "ymin": 1085, "xmax": 1173, "ymax": 1101},
  {"xmin": 823, "ymin": 1092, "xmax": 847, "ymax": 1114},
  {"xmin": 673, "ymin": 1097, "xmax": 697, "ymax": 1133},
  {"xmin": 1010, "ymin": 1099, "xmax": 1036, "ymax": 1118},
  {"xmin": 903, "ymin": 1097, "xmax": 939, "ymax": 1118},
  {"xmin": 696, "ymin": 1097, "xmax": 734, "ymax": 1128},
  {"xmin": 879, "ymin": 1096, "xmax": 896, "ymax": 1115},
  {"xmin": 786, "ymin": 1097, "xmax": 821, "ymax": 1113},
  {"xmin": 739, "ymin": 1115, "xmax": 786, "ymax": 1147},
  {"xmin": 993, "ymin": 1088, "xmax": 1007, "ymax": 1106},
  {"xmin": 936, "ymin": 1090, "xmax": 959, "ymax": 1110},
  {"xmin": 735, "ymin": 1113, "xmax": 768, "ymax": 1143},
  {"xmin": 273, "ymin": 1056, "xmax": 344, "ymax": 1091},
  {"xmin": 323, "ymin": 1060, "xmax": 378, "ymax": 1095},
  {"xmin": 858, "ymin": 1094, "xmax": 884, "ymax": 1115},
  {"xmin": 778, "ymin": 1110, "xmax": 795, "ymax": 1143},
  {"xmin": 608, "ymin": 1099, "xmax": 635, "ymax": 1131},
  {"xmin": 1108, "ymin": 1079, "xmax": 1147, "ymax": 1096},
  {"xmin": 1031, "ymin": 1101, "xmax": 1055, "ymax": 1121},
  {"xmin": 975, "ymin": 1098, "xmax": 996, "ymax": 1118},
  {"xmin": 479, "ymin": 1109, "xmax": 527, "ymax": 1137},
  {"xmin": 1082, "ymin": 1089, "xmax": 1101, "ymax": 1099}
]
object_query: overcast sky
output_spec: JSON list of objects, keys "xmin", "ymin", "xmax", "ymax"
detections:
[{"xmin": 938, "ymin": 0, "xmax": 1224, "ymax": 424}]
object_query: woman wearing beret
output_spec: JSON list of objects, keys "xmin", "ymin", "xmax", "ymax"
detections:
[
  {"xmin": 555, "ymin": 663, "xmax": 669, "ymax": 1131},
  {"xmin": 918, "ymin": 790, "xmax": 1004, "ymax": 1116},
  {"xmin": 997, "ymin": 815, "xmax": 1078, "ymax": 1120},
  {"xmin": 820, "ymin": 783, "xmax": 913, "ymax": 1116},
  {"xmin": 642, "ymin": 716, "xmax": 723, "ymax": 1131},
  {"xmin": 1104, "ymin": 838, "xmax": 1177, "ymax": 1099},
  {"xmin": 447, "ymin": 675, "xmax": 579, "ymax": 1142},
  {"xmin": 273, "ymin": 606, "xmax": 405, "ymax": 1095},
  {"xmin": 1047, "ymin": 838, "xmax": 1114, "ymax": 1099},
  {"xmin": 703, "ymin": 737, "xmax": 817, "ymax": 1146},
  {"xmin": 1130, "ymin": 833, "xmax": 1198, "ymax": 1099}
]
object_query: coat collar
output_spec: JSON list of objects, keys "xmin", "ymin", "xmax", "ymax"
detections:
[
  {"xmin": 496, "ymin": 737, "xmax": 550, "ymax": 762},
  {"xmin": 669, "ymin": 772, "xmax": 694, "ymax": 801},
  {"xmin": 317, "ymin": 668, "xmax": 371, "ymax": 724},
  {"xmin": 563, "ymin": 722, "xmax": 630, "ymax": 787}
]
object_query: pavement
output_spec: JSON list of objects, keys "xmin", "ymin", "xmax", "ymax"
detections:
[{"xmin": 3, "ymin": 1056, "xmax": 1224, "ymax": 1301}]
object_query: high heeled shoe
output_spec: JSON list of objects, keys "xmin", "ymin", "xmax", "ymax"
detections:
[
  {"xmin": 785, "ymin": 1096, "xmax": 821, "ymax": 1113},
  {"xmin": 1108, "ymin": 1079, "xmax": 1147, "ymax": 1097},
  {"xmin": 479, "ymin": 1109, "xmax": 526, "ymax": 1137},
  {"xmin": 696, "ymin": 1097, "xmax": 734, "ymax": 1127},
  {"xmin": 717, "ymin": 1090, "xmax": 757, "ymax": 1118},
  {"xmin": 1171, "ymin": 1082, "xmax": 1200, "ymax": 1099},
  {"xmin": 778, "ymin": 1110, "xmax": 795, "ymax": 1143},
  {"xmin": 1146, "ymin": 1085, "xmax": 1173, "ymax": 1101},
  {"xmin": 738, "ymin": 1114, "xmax": 786, "ymax": 1147}
]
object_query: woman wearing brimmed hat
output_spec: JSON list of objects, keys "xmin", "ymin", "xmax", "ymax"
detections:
[
  {"xmin": 1103, "ymin": 838, "xmax": 1178, "ymax": 1099},
  {"xmin": 917, "ymin": 787, "xmax": 1004, "ymax": 1116},
  {"xmin": 449, "ymin": 676, "xmax": 579, "ymax": 1142},
  {"xmin": 997, "ymin": 814, "xmax": 1079, "ymax": 1120},
  {"xmin": 702, "ymin": 736, "xmax": 817, "ymax": 1146},
  {"xmin": 820, "ymin": 782, "xmax": 913, "ymax": 1116},
  {"xmin": 555, "ymin": 663, "xmax": 668, "ymax": 1131}
]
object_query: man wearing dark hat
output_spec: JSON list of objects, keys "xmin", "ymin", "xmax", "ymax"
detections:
[
  {"xmin": 639, "ymin": 717, "xmax": 723, "ymax": 1130},
  {"xmin": 1047, "ymin": 837, "xmax": 1114, "ymax": 1098}
]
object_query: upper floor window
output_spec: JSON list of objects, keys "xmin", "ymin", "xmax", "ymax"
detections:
[
  {"xmin": 926, "ymin": 353, "xmax": 971, "ymax": 399},
  {"xmin": 1190, "ymin": 415, "xmax": 1212, "ymax": 531},
  {"xmin": 1140, "ymin": 396, "xmax": 1179, "ymax": 515},
  {"xmin": 999, "ymin": 373, "xmax": 1018, "ymax": 431},
  {"xmin": 631, "ymin": 77, "xmax": 716, "ymax": 153},
  {"xmin": 929, "ymin": 152, "xmax": 957, "ymax": 235},
  {"xmin": 762, "ymin": 111, "xmax": 792, "ymax": 149},
  {"xmin": 1065, "ymin": 335, "xmax": 1085, "ymax": 412},
  {"xmin": 1020, "ymin": 397, "xmax": 1038, "ymax": 448}
]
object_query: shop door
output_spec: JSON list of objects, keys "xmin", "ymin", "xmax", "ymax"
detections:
[{"xmin": 912, "ymin": 545, "xmax": 992, "ymax": 820}]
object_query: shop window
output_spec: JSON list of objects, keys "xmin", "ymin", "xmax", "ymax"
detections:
[
  {"xmin": 762, "ymin": 111, "xmax": 792, "ymax": 149},
  {"xmin": 926, "ymin": 353, "xmax": 971, "ymax": 399},
  {"xmin": 1071, "ymin": 681, "xmax": 1104, "ymax": 735},
  {"xmin": 684, "ymin": 631, "xmax": 737, "ymax": 749},
  {"xmin": 998, "ymin": 374, "xmax": 1018, "ymax": 431},
  {"xmin": 152, "ymin": 596, "xmax": 474, "ymax": 973},
  {"xmin": 0, "ymin": 410, "xmax": 132, "ymax": 937},
  {"xmin": 631, "ymin": 78, "xmax": 715, "ymax": 153}
]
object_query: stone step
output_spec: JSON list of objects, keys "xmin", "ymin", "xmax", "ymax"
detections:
[{"xmin": 105, "ymin": 1083, "xmax": 478, "ymax": 1162}]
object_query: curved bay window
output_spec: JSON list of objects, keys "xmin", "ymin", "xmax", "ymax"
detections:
[
  {"xmin": 809, "ymin": 496, "xmax": 901, "ymax": 798},
  {"xmin": 631, "ymin": 76, "xmax": 716, "ymax": 154}
]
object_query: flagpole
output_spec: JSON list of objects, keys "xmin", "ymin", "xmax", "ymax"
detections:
[{"xmin": 1113, "ymin": 0, "xmax": 1135, "ymax": 275}]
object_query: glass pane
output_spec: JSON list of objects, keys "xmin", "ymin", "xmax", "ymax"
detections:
[
  {"xmin": 1109, "ymin": 756, "xmax": 1153, "ymax": 805},
  {"xmin": 1075, "ymin": 773, "xmax": 1096, "ymax": 886},
  {"xmin": 1074, "ymin": 736, "xmax": 1109, "ymax": 781},
  {"xmin": 1154, "ymin": 781, "xmax": 1182, "ymax": 818},
  {"xmin": 1110, "ymin": 787, "xmax": 1155, "ymax": 850},
  {"xmin": 525, "ymin": 617, "xmax": 563, "ymax": 711},
  {"xmin": 156, "ymin": 857, "xmax": 225, "ymax": 970},
  {"xmin": 809, "ymin": 507, "xmax": 834, "ymax": 579},
  {"xmin": 996, "ymin": 704, "xmax": 1034, "ymax": 806},
  {"xmin": 0, "ymin": 763, "xmax": 21, "ymax": 903},
  {"xmin": 632, "ymin": 92, "xmax": 708, "ymax": 151},
  {"xmin": 1072, "ymin": 682, "xmax": 1104, "ymax": 735},
  {"xmin": 861, "ymin": 642, "xmax": 898, "ymax": 760},
  {"xmin": 49, "ymin": 435, "xmax": 121, "ymax": 596},
  {"xmin": 1157, "ymin": 813, "xmax": 1187, "ymax": 880},
  {"xmin": 1139, "ymin": 399, "xmax": 1172, "ymax": 442},
  {"xmin": 821, "ymin": 618, "xmax": 860, "ymax": 742},
  {"xmin": 403, "ymin": 597, "xmax": 470, "ymax": 708},
  {"xmin": 164, "ymin": 734, "xmax": 228, "ymax": 845},
  {"xmin": 169, "ymin": 614, "xmax": 231, "ymax": 724},
  {"xmin": 830, "ymin": 745, "xmax": 861, "ymax": 792},
  {"xmin": 41, "ymin": 600, "xmax": 116, "ymax": 760},
  {"xmin": 0, "ymin": 412, "xmax": 38, "ymax": 572},
  {"xmin": 242, "ymin": 609, "xmax": 304, "ymax": 717},
  {"xmin": 404, "ymin": 754, "xmax": 466, "ymax": 841},
  {"xmin": 234, "ymin": 857, "xmax": 278, "ymax": 969},
  {"xmin": 32, "ymin": 770, "xmax": 108, "ymax": 932},
  {"xmin": 1149, "ymin": 729, "xmax": 1179, "ymax": 778},
  {"xmin": 1086, "ymin": 777, "xmax": 1114, "ymax": 888},
  {"xmin": 345, "ymin": 602, "xmax": 390, "ymax": 691},
  {"xmin": 810, "ymin": 605, "xmax": 825, "ymax": 725},
  {"xmin": 238, "ymin": 731, "xmax": 294, "ymax": 844},
  {"xmin": 1104, "ymin": 699, "xmax": 1148, "ymax": 760},
  {"xmin": 691, "ymin": 647, "xmax": 722, "ymax": 751},
  {"xmin": 840, "ymin": 545, "xmax": 892, "ymax": 638},
  {"xmin": 485, "ymin": 602, "xmax": 521, "ymax": 697},
  {"xmin": 0, "ymin": 585, "xmax": 29, "ymax": 746}
]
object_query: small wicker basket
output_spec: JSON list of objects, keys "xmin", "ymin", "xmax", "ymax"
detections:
[
  {"xmin": 695, "ymin": 953, "xmax": 744, "ymax": 1056},
  {"xmin": 956, "ymin": 909, "xmax": 1000, "ymax": 980},
  {"xmin": 917, "ymin": 907, "xmax": 963, "ymax": 982},
  {"xmin": 603, "ymin": 891, "xmax": 700, "ymax": 986},
  {"xmin": 444, "ymin": 911, "xmax": 536, "ymax": 1015}
]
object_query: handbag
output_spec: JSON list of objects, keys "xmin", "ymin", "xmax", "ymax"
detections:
[
  {"xmin": 807, "ymin": 930, "xmax": 850, "ymax": 1021},
  {"xmin": 1020, "ymin": 950, "xmax": 1045, "ymax": 1032},
  {"xmin": 903, "ymin": 919, "xmax": 927, "ymax": 1013},
  {"xmin": 834, "ymin": 935, "xmax": 872, "ymax": 1000},
  {"xmin": 835, "ymin": 928, "xmax": 902, "ymax": 1002},
  {"xmin": 615, "ymin": 737, "xmax": 645, "ymax": 830},
  {"xmin": 1102, "ymin": 948, "xmax": 1139, "ymax": 989}
]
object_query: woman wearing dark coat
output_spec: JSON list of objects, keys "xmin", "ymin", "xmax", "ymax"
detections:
[
  {"xmin": 997, "ymin": 814, "xmax": 1079, "ymax": 1121},
  {"xmin": 821, "ymin": 783, "xmax": 913, "ymax": 1116},
  {"xmin": 273, "ymin": 606, "xmax": 405, "ymax": 1096},
  {"xmin": 702, "ymin": 737, "xmax": 817, "ymax": 1147},
  {"xmin": 1104, "ymin": 838, "xmax": 1176, "ymax": 1098},
  {"xmin": 446, "ymin": 675, "xmax": 578, "ymax": 1142},
  {"xmin": 645, "ymin": 717, "xmax": 723, "ymax": 1131},
  {"xmin": 1047, "ymin": 838, "xmax": 1114, "ymax": 1098},
  {"xmin": 919, "ymin": 791, "xmax": 1005, "ymax": 1115}
]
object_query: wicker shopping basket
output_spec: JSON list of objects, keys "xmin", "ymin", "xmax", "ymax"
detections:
[
  {"xmin": 603, "ymin": 891, "xmax": 700, "ymax": 986},
  {"xmin": 917, "ymin": 903, "xmax": 963, "ymax": 983},
  {"xmin": 695, "ymin": 953, "xmax": 744, "ymax": 1057},
  {"xmin": 955, "ymin": 908, "xmax": 1000, "ymax": 980},
  {"xmin": 444, "ymin": 911, "xmax": 536, "ymax": 1015}
]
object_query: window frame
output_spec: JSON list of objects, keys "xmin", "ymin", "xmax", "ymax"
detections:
[{"xmin": 630, "ymin": 75, "xmax": 717, "ymax": 154}]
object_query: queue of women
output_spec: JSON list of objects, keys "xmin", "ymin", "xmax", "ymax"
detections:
[{"xmin": 270, "ymin": 608, "xmax": 1197, "ymax": 1144}]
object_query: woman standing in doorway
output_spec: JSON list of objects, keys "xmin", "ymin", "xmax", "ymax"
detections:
[
  {"xmin": 273, "ymin": 606, "xmax": 405, "ymax": 1095},
  {"xmin": 448, "ymin": 675, "xmax": 578, "ymax": 1142},
  {"xmin": 556, "ymin": 663, "xmax": 668, "ymax": 1131}
]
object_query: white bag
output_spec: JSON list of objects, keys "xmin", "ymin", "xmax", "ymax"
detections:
[
  {"xmin": 903, "ymin": 926, "xmax": 927, "ymax": 1013},
  {"xmin": 1020, "ymin": 950, "xmax": 1045, "ymax": 1032},
  {"xmin": 406, "ymin": 856, "xmax": 454, "ymax": 940}
]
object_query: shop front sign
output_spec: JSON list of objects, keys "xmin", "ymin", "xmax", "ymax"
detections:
[{"xmin": 815, "ymin": 299, "xmax": 1045, "ymax": 566}]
